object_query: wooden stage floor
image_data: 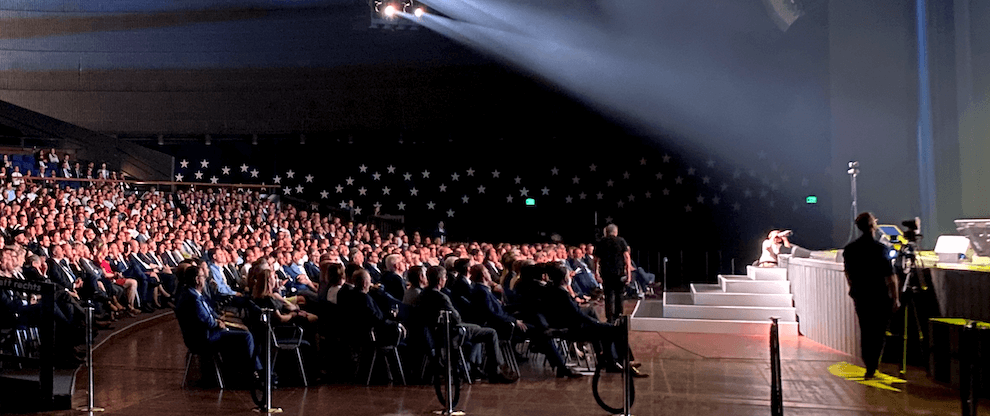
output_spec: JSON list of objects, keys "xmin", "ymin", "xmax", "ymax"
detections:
[{"xmin": 22, "ymin": 306, "xmax": 985, "ymax": 416}]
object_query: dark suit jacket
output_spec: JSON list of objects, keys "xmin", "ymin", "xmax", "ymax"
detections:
[
  {"xmin": 541, "ymin": 286, "xmax": 598, "ymax": 330},
  {"xmin": 380, "ymin": 271, "xmax": 405, "ymax": 302},
  {"xmin": 468, "ymin": 283, "xmax": 514, "ymax": 328},
  {"xmin": 174, "ymin": 287, "xmax": 222, "ymax": 352},
  {"xmin": 46, "ymin": 258, "xmax": 75, "ymax": 291},
  {"xmin": 364, "ymin": 263, "xmax": 383, "ymax": 283},
  {"xmin": 412, "ymin": 287, "xmax": 461, "ymax": 327}
]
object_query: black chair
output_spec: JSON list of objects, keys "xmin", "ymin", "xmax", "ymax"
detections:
[
  {"xmin": 182, "ymin": 348, "xmax": 225, "ymax": 389},
  {"xmin": 362, "ymin": 324, "xmax": 407, "ymax": 385},
  {"xmin": 270, "ymin": 325, "xmax": 309, "ymax": 386}
]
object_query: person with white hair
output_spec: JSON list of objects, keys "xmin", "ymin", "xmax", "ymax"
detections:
[{"xmin": 757, "ymin": 229, "xmax": 791, "ymax": 267}]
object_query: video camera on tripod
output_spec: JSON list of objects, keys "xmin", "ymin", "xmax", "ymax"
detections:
[{"xmin": 894, "ymin": 217, "xmax": 923, "ymax": 292}]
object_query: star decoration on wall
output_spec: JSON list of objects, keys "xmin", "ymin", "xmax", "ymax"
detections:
[
  {"xmin": 372, "ymin": 172, "xmax": 381, "ymax": 181},
  {"xmin": 410, "ymin": 188, "xmax": 419, "ymax": 196},
  {"xmin": 305, "ymin": 174, "xmax": 314, "ymax": 183},
  {"xmin": 175, "ymin": 173, "xmax": 184, "ymax": 181},
  {"xmin": 194, "ymin": 171, "xmax": 204, "ymax": 180},
  {"xmin": 320, "ymin": 190, "xmax": 329, "ymax": 199},
  {"xmin": 359, "ymin": 164, "xmax": 368, "ymax": 173},
  {"xmin": 221, "ymin": 166, "xmax": 231, "ymax": 175},
  {"xmin": 180, "ymin": 160, "xmax": 189, "ymax": 168},
  {"xmin": 387, "ymin": 165, "xmax": 396, "ymax": 174},
  {"xmin": 200, "ymin": 159, "xmax": 209, "ymax": 169},
  {"xmin": 250, "ymin": 169, "xmax": 259, "ymax": 178},
  {"xmin": 239, "ymin": 163, "xmax": 248, "ymax": 172},
  {"xmin": 286, "ymin": 170, "xmax": 295, "ymax": 179},
  {"xmin": 210, "ymin": 176, "xmax": 219, "ymax": 184}
]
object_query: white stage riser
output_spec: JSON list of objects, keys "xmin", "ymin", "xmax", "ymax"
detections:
[
  {"xmin": 663, "ymin": 304, "xmax": 797, "ymax": 321},
  {"xmin": 719, "ymin": 276, "xmax": 791, "ymax": 294},
  {"xmin": 630, "ymin": 317, "xmax": 799, "ymax": 336},
  {"xmin": 690, "ymin": 288, "xmax": 794, "ymax": 308},
  {"xmin": 746, "ymin": 266, "xmax": 789, "ymax": 281}
]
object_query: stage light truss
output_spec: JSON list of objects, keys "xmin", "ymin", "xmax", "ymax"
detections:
[{"xmin": 369, "ymin": 0, "xmax": 426, "ymax": 30}]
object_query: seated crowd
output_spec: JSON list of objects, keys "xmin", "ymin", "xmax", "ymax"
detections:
[{"xmin": 0, "ymin": 167, "xmax": 645, "ymax": 385}]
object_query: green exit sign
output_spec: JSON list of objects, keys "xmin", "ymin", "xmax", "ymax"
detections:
[
  {"xmin": 525, "ymin": 198, "xmax": 536, "ymax": 206},
  {"xmin": 806, "ymin": 196, "xmax": 818, "ymax": 204}
]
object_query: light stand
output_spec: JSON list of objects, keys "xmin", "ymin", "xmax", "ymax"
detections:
[{"xmin": 846, "ymin": 161, "xmax": 860, "ymax": 244}]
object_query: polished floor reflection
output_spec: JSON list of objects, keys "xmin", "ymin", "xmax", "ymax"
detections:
[{"xmin": 23, "ymin": 310, "xmax": 987, "ymax": 416}]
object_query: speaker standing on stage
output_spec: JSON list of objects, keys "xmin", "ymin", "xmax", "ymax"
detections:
[
  {"xmin": 593, "ymin": 224, "xmax": 632, "ymax": 323},
  {"xmin": 842, "ymin": 212, "xmax": 900, "ymax": 379}
]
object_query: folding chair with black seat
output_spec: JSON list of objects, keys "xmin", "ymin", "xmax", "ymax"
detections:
[
  {"xmin": 423, "ymin": 320, "xmax": 473, "ymax": 385},
  {"xmin": 182, "ymin": 348, "xmax": 225, "ymax": 389},
  {"xmin": 362, "ymin": 323, "xmax": 407, "ymax": 385},
  {"xmin": 270, "ymin": 324, "xmax": 310, "ymax": 386}
]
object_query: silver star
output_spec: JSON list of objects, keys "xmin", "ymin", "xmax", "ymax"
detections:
[
  {"xmin": 733, "ymin": 202, "xmax": 741, "ymax": 211},
  {"xmin": 551, "ymin": 167, "xmax": 559, "ymax": 175},
  {"xmin": 589, "ymin": 164, "xmax": 597, "ymax": 172},
  {"xmin": 422, "ymin": 170, "xmax": 431, "ymax": 179},
  {"xmin": 506, "ymin": 195, "xmax": 514, "ymax": 203},
  {"xmin": 707, "ymin": 159, "xmax": 715, "ymax": 168},
  {"xmin": 410, "ymin": 188, "xmax": 419, "ymax": 196},
  {"xmin": 397, "ymin": 202, "xmax": 406, "ymax": 210},
  {"xmin": 628, "ymin": 194, "xmax": 635, "ymax": 202},
  {"xmin": 210, "ymin": 176, "xmax": 219, "ymax": 184},
  {"xmin": 492, "ymin": 170, "xmax": 500, "ymax": 178},
  {"xmin": 346, "ymin": 177, "xmax": 355, "ymax": 186},
  {"xmin": 579, "ymin": 192, "xmax": 587, "ymax": 200},
  {"xmin": 335, "ymin": 185, "xmax": 344, "ymax": 193},
  {"xmin": 477, "ymin": 185, "xmax": 486, "ymax": 194},
  {"xmin": 565, "ymin": 196, "xmax": 573, "ymax": 203},
  {"xmin": 387, "ymin": 165, "xmax": 396, "ymax": 174},
  {"xmin": 439, "ymin": 184, "xmax": 447, "ymax": 192},
  {"xmin": 286, "ymin": 170, "xmax": 295, "ymax": 179},
  {"xmin": 295, "ymin": 184, "xmax": 304, "ymax": 193},
  {"xmin": 239, "ymin": 164, "xmax": 248, "ymax": 172},
  {"xmin": 596, "ymin": 192, "xmax": 604, "ymax": 200},
  {"xmin": 640, "ymin": 158, "xmax": 647, "ymax": 165},
  {"xmin": 520, "ymin": 188, "xmax": 529, "ymax": 196},
  {"xmin": 655, "ymin": 172, "xmax": 663, "ymax": 180},
  {"xmin": 305, "ymin": 174, "xmax": 314, "ymax": 183},
  {"xmin": 605, "ymin": 216, "xmax": 613, "ymax": 223},
  {"xmin": 461, "ymin": 195, "xmax": 469, "ymax": 204},
  {"xmin": 373, "ymin": 202, "xmax": 382, "ymax": 210},
  {"xmin": 645, "ymin": 191, "xmax": 652, "ymax": 198},
  {"xmin": 180, "ymin": 160, "xmax": 189, "ymax": 169},
  {"xmin": 427, "ymin": 201, "xmax": 436, "ymax": 210},
  {"xmin": 720, "ymin": 183, "xmax": 729, "ymax": 191},
  {"xmin": 606, "ymin": 180, "xmax": 614, "ymax": 187},
  {"xmin": 662, "ymin": 189, "xmax": 670, "ymax": 196},
  {"xmin": 273, "ymin": 175, "xmax": 281, "ymax": 184},
  {"xmin": 372, "ymin": 172, "xmax": 381, "ymax": 181},
  {"xmin": 200, "ymin": 159, "xmax": 209, "ymax": 169},
  {"xmin": 355, "ymin": 207, "xmax": 363, "ymax": 215},
  {"xmin": 194, "ymin": 171, "xmax": 204, "ymax": 180},
  {"xmin": 382, "ymin": 187, "xmax": 391, "ymax": 195},
  {"xmin": 617, "ymin": 201, "xmax": 624, "ymax": 208},
  {"xmin": 175, "ymin": 173, "xmax": 184, "ymax": 181},
  {"xmin": 320, "ymin": 190, "xmax": 329, "ymax": 199},
  {"xmin": 359, "ymin": 164, "xmax": 368, "ymax": 173},
  {"xmin": 697, "ymin": 195, "xmax": 705, "ymax": 203},
  {"xmin": 403, "ymin": 173, "xmax": 412, "ymax": 181},
  {"xmin": 622, "ymin": 171, "xmax": 630, "ymax": 179},
  {"xmin": 221, "ymin": 166, "xmax": 231, "ymax": 175},
  {"xmin": 712, "ymin": 196, "xmax": 721, "ymax": 205},
  {"xmin": 674, "ymin": 177, "xmax": 683, "ymax": 184},
  {"xmin": 572, "ymin": 176, "xmax": 580, "ymax": 184},
  {"xmin": 250, "ymin": 169, "xmax": 259, "ymax": 178},
  {"xmin": 451, "ymin": 172, "xmax": 460, "ymax": 181},
  {"xmin": 514, "ymin": 176, "xmax": 522, "ymax": 184},
  {"xmin": 339, "ymin": 201, "xmax": 348, "ymax": 209},
  {"xmin": 284, "ymin": 187, "xmax": 292, "ymax": 195},
  {"xmin": 687, "ymin": 167, "xmax": 696, "ymax": 176},
  {"xmin": 685, "ymin": 204, "xmax": 692, "ymax": 212},
  {"xmin": 662, "ymin": 154, "xmax": 671, "ymax": 163},
  {"xmin": 446, "ymin": 209, "xmax": 455, "ymax": 218},
  {"xmin": 702, "ymin": 176, "xmax": 711, "ymax": 184},
  {"xmin": 466, "ymin": 168, "xmax": 475, "ymax": 176},
  {"xmin": 541, "ymin": 187, "xmax": 550, "ymax": 195}
]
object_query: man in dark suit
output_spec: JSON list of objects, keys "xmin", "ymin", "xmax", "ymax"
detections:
[
  {"xmin": 363, "ymin": 251, "xmax": 383, "ymax": 284},
  {"xmin": 337, "ymin": 269, "xmax": 400, "ymax": 344},
  {"xmin": 174, "ymin": 265, "xmax": 260, "ymax": 377},
  {"xmin": 414, "ymin": 266, "xmax": 517, "ymax": 383},
  {"xmin": 380, "ymin": 254, "xmax": 407, "ymax": 302}
]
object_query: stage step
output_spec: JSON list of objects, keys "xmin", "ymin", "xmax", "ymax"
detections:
[
  {"xmin": 719, "ymin": 275, "xmax": 791, "ymax": 294},
  {"xmin": 691, "ymin": 284, "xmax": 794, "ymax": 307},
  {"xmin": 663, "ymin": 292, "xmax": 796, "ymax": 321},
  {"xmin": 747, "ymin": 265, "xmax": 788, "ymax": 281},
  {"xmin": 631, "ymin": 315, "xmax": 799, "ymax": 335}
]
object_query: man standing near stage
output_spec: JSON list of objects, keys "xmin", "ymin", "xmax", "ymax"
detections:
[
  {"xmin": 594, "ymin": 224, "xmax": 632, "ymax": 323},
  {"xmin": 843, "ymin": 212, "xmax": 900, "ymax": 379}
]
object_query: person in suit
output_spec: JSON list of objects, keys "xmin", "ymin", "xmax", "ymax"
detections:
[
  {"xmin": 567, "ymin": 247, "xmax": 599, "ymax": 297},
  {"xmin": 337, "ymin": 269, "xmax": 398, "ymax": 344},
  {"xmin": 174, "ymin": 263, "xmax": 261, "ymax": 378},
  {"xmin": 363, "ymin": 251, "xmax": 383, "ymax": 284},
  {"xmin": 380, "ymin": 253, "xmax": 407, "ymax": 302},
  {"xmin": 413, "ymin": 265, "xmax": 517, "ymax": 383}
]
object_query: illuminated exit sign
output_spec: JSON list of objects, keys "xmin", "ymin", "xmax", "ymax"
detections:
[{"xmin": 806, "ymin": 196, "xmax": 818, "ymax": 204}]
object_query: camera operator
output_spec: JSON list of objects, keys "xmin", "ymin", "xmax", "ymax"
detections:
[
  {"xmin": 842, "ymin": 212, "xmax": 900, "ymax": 379},
  {"xmin": 757, "ymin": 230, "xmax": 791, "ymax": 267}
]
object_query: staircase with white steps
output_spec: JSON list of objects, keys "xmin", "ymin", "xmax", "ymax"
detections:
[{"xmin": 631, "ymin": 266, "xmax": 799, "ymax": 335}]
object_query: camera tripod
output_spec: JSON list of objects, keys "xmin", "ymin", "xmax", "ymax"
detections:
[{"xmin": 894, "ymin": 240, "xmax": 929, "ymax": 375}]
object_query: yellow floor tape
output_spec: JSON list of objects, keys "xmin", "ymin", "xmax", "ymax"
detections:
[{"xmin": 827, "ymin": 362, "xmax": 907, "ymax": 392}]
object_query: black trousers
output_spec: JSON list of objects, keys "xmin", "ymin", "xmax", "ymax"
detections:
[
  {"xmin": 852, "ymin": 296, "xmax": 893, "ymax": 375},
  {"xmin": 602, "ymin": 276, "xmax": 625, "ymax": 323}
]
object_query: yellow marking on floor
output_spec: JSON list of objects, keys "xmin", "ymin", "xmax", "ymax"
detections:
[{"xmin": 828, "ymin": 362, "xmax": 906, "ymax": 392}]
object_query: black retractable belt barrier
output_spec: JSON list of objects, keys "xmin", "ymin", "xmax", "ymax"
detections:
[
  {"xmin": 76, "ymin": 301, "xmax": 105, "ymax": 413},
  {"xmin": 961, "ymin": 321, "xmax": 982, "ymax": 416},
  {"xmin": 592, "ymin": 315, "xmax": 635, "ymax": 415},
  {"xmin": 769, "ymin": 317, "xmax": 783, "ymax": 416}
]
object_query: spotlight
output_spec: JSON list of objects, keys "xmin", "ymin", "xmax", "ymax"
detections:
[
  {"xmin": 157, "ymin": 134, "xmax": 164, "ymax": 146},
  {"xmin": 414, "ymin": 7, "xmax": 425, "ymax": 17},
  {"xmin": 384, "ymin": 4, "xmax": 397, "ymax": 17},
  {"xmin": 205, "ymin": 134, "xmax": 211, "ymax": 146}
]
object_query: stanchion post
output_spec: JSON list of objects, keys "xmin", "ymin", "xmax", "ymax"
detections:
[
  {"xmin": 769, "ymin": 317, "xmax": 783, "ymax": 416},
  {"xmin": 76, "ymin": 301, "xmax": 104, "ymax": 412},
  {"xmin": 961, "ymin": 321, "xmax": 980, "ymax": 416},
  {"xmin": 622, "ymin": 316, "xmax": 632, "ymax": 416},
  {"xmin": 434, "ymin": 310, "xmax": 463, "ymax": 416},
  {"xmin": 255, "ymin": 308, "xmax": 282, "ymax": 414}
]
